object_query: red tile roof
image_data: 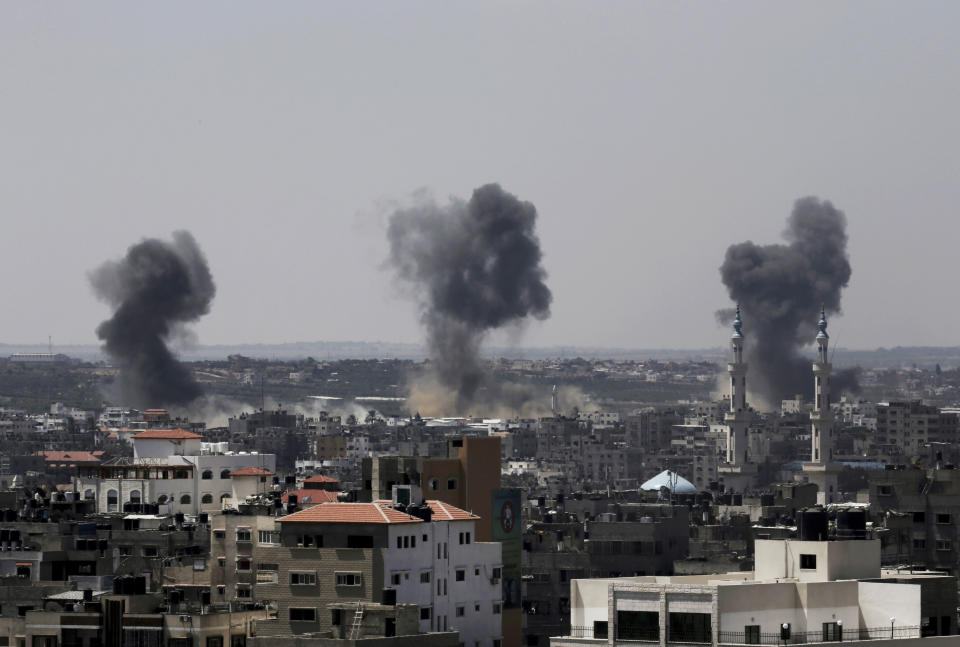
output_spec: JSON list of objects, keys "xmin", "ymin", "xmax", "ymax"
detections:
[
  {"xmin": 230, "ymin": 467, "xmax": 275, "ymax": 477},
  {"xmin": 281, "ymin": 489, "xmax": 340, "ymax": 505},
  {"xmin": 372, "ymin": 499, "xmax": 478, "ymax": 521},
  {"xmin": 279, "ymin": 502, "xmax": 422, "ymax": 524},
  {"xmin": 427, "ymin": 500, "xmax": 479, "ymax": 521},
  {"xmin": 132, "ymin": 428, "xmax": 202, "ymax": 440},
  {"xmin": 303, "ymin": 474, "xmax": 340, "ymax": 483},
  {"xmin": 35, "ymin": 451, "xmax": 103, "ymax": 464}
]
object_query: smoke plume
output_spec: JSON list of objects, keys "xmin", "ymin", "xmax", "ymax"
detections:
[
  {"xmin": 387, "ymin": 183, "xmax": 552, "ymax": 412},
  {"xmin": 717, "ymin": 196, "xmax": 858, "ymax": 407},
  {"xmin": 91, "ymin": 231, "xmax": 216, "ymax": 408}
]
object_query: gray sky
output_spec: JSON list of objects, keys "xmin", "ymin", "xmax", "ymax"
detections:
[{"xmin": 2, "ymin": 2, "xmax": 958, "ymax": 351}]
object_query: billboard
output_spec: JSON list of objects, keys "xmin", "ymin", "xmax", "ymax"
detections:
[{"xmin": 492, "ymin": 488, "xmax": 521, "ymax": 608}]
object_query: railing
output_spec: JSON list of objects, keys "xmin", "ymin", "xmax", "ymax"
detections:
[
  {"xmin": 665, "ymin": 633, "xmax": 711, "ymax": 644},
  {"xmin": 570, "ymin": 626, "xmax": 601, "ymax": 639},
  {"xmin": 718, "ymin": 626, "xmax": 921, "ymax": 645}
]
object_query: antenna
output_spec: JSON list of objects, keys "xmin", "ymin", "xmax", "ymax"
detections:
[{"xmin": 48, "ymin": 336, "xmax": 52, "ymax": 354}]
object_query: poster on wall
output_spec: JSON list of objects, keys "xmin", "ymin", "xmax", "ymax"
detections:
[{"xmin": 492, "ymin": 488, "xmax": 521, "ymax": 608}]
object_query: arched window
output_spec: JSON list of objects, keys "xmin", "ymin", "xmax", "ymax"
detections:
[
  {"xmin": 180, "ymin": 494, "xmax": 192, "ymax": 505},
  {"xmin": 201, "ymin": 493, "xmax": 213, "ymax": 504},
  {"xmin": 220, "ymin": 469, "xmax": 232, "ymax": 479},
  {"xmin": 220, "ymin": 493, "xmax": 230, "ymax": 501},
  {"xmin": 106, "ymin": 489, "xmax": 118, "ymax": 512},
  {"xmin": 83, "ymin": 489, "xmax": 95, "ymax": 500},
  {"xmin": 157, "ymin": 494, "xmax": 169, "ymax": 505},
  {"xmin": 129, "ymin": 490, "xmax": 141, "ymax": 504},
  {"xmin": 202, "ymin": 470, "xmax": 213, "ymax": 480},
  {"xmin": 429, "ymin": 478, "xmax": 440, "ymax": 491}
]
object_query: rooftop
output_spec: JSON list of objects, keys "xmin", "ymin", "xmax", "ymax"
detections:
[
  {"xmin": 132, "ymin": 428, "xmax": 202, "ymax": 440},
  {"xmin": 279, "ymin": 500, "xmax": 477, "ymax": 524},
  {"xmin": 303, "ymin": 474, "xmax": 340, "ymax": 483}
]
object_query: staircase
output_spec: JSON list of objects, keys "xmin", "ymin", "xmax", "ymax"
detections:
[{"xmin": 349, "ymin": 602, "xmax": 364, "ymax": 639}]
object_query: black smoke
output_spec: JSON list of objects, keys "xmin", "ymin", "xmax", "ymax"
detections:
[
  {"xmin": 387, "ymin": 183, "xmax": 552, "ymax": 412},
  {"xmin": 717, "ymin": 196, "xmax": 858, "ymax": 406},
  {"xmin": 91, "ymin": 231, "xmax": 215, "ymax": 407}
]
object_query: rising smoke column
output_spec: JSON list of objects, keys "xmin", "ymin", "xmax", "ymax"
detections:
[
  {"xmin": 387, "ymin": 183, "xmax": 552, "ymax": 411},
  {"xmin": 718, "ymin": 196, "xmax": 857, "ymax": 406},
  {"xmin": 90, "ymin": 231, "xmax": 216, "ymax": 407}
]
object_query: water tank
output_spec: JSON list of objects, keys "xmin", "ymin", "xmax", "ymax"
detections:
[
  {"xmin": 288, "ymin": 494, "xmax": 298, "ymax": 506},
  {"xmin": 133, "ymin": 576, "xmax": 147, "ymax": 595},
  {"xmin": 836, "ymin": 509, "xmax": 867, "ymax": 539},
  {"xmin": 285, "ymin": 476, "xmax": 296, "ymax": 485},
  {"xmin": 732, "ymin": 494, "xmax": 743, "ymax": 506},
  {"xmin": 798, "ymin": 507, "xmax": 829, "ymax": 541},
  {"xmin": 197, "ymin": 513, "xmax": 209, "ymax": 525}
]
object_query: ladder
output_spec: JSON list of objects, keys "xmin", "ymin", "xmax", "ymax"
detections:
[{"xmin": 349, "ymin": 602, "xmax": 364, "ymax": 639}]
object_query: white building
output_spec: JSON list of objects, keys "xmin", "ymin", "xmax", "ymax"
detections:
[
  {"xmin": 75, "ymin": 428, "xmax": 276, "ymax": 515},
  {"xmin": 553, "ymin": 533, "xmax": 956, "ymax": 647},
  {"xmin": 249, "ymin": 495, "xmax": 504, "ymax": 646}
]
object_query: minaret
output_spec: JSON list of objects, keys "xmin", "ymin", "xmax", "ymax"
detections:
[
  {"xmin": 725, "ymin": 306, "xmax": 749, "ymax": 466},
  {"xmin": 809, "ymin": 307, "xmax": 833, "ymax": 464}
]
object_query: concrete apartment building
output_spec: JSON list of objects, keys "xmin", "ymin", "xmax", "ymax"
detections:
[
  {"xmin": 75, "ymin": 428, "xmax": 276, "ymax": 515},
  {"xmin": 868, "ymin": 467, "xmax": 960, "ymax": 573},
  {"xmin": 552, "ymin": 525, "xmax": 957, "ymax": 647},
  {"xmin": 522, "ymin": 504, "xmax": 689, "ymax": 647},
  {"xmin": 211, "ymin": 499, "xmax": 503, "ymax": 647},
  {"xmin": 875, "ymin": 402, "xmax": 959, "ymax": 455}
]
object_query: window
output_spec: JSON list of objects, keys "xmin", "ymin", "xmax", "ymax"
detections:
[
  {"xmin": 475, "ymin": 568, "xmax": 480, "ymax": 576},
  {"xmin": 142, "ymin": 546, "xmax": 158, "ymax": 557},
  {"xmin": 456, "ymin": 569, "xmax": 465, "ymax": 581},
  {"xmin": 391, "ymin": 573, "xmax": 402, "ymax": 586},
  {"xmin": 236, "ymin": 585, "xmax": 251, "ymax": 599},
  {"xmin": 937, "ymin": 513, "xmax": 952, "ymax": 524},
  {"xmin": 157, "ymin": 495, "xmax": 168, "ymax": 505},
  {"xmin": 236, "ymin": 558, "xmax": 251, "ymax": 572},
  {"xmin": 180, "ymin": 494, "xmax": 192, "ymax": 505},
  {"xmin": 259, "ymin": 530, "xmax": 279, "ymax": 545},
  {"xmin": 668, "ymin": 613, "xmax": 710, "ymax": 644},
  {"xmin": 456, "ymin": 606, "xmax": 465, "ymax": 617},
  {"xmin": 290, "ymin": 608, "xmax": 316, "ymax": 622},
  {"xmin": 493, "ymin": 641, "xmax": 502, "ymax": 647},
  {"xmin": 800, "ymin": 554, "xmax": 817, "ymax": 569},
  {"xmin": 594, "ymin": 621, "xmax": 608, "ymax": 640},
  {"xmin": 347, "ymin": 535, "xmax": 374, "ymax": 548},
  {"xmin": 207, "ymin": 638, "xmax": 223, "ymax": 647},
  {"xmin": 257, "ymin": 563, "xmax": 278, "ymax": 583},
  {"xmin": 493, "ymin": 603, "xmax": 501, "ymax": 615},
  {"xmin": 429, "ymin": 478, "xmax": 440, "ymax": 491},
  {"xmin": 420, "ymin": 607, "xmax": 432, "ymax": 620},
  {"xmin": 421, "ymin": 571, "xmax": 431, "ymax": 583},
  {"xmin": 745, "ymin": 625, "xmax": 761, "ymax": 644},
  {"xmin": 290, "ymin": 572, "xmax": 317, "ymax": 585},
  {"xmin": 878, "ymin": 485, "xmax": 893, "ymax": 496},
  {"xmin": 465, "ymin": 532, "xmax": 471, "ymax": 544},
  {"xmin": 129, "ymin": 490, "xmax": 141, "ymax": 503},
  {"xmin": 298, "ymin": 535, "xmax": 314, "ymax": 548},
  {"xmin": 937, "ymin": 540, "xmax": 952, "ymax": 551},
  {"xmin": 914, "ymin": 539, "xmax": 926, "ymax": 550},
  {"xmin": 214, "ymin": 529, "xmax": 226, "ymax": 539},
  {"xmin": 202, "ymin": 470, "xmax": 213, "ymax": 480},
  {"xmin": 107, "ymin": 489, "xmax": 118, "ymax": 511},
  {"xmin": 618, "ymin": 611, "xmax": 659, "ymax": 641},
  {"xmin": 221, "ymin": 470, "xmax": 232, "ymax": 479},
  {"xmin": 201, "ymin": 494, "xmax": 213, "ymax": 504},
  {"xmin": 447, "ymin": 478, "xmax": 458, "ymax": 490},
  {"xmin": 459, "ymin": 532, "xmax": 464, "ymax": 544},
  {"xmin": 119, "ymin": 546, "xmax": 132, "ymax": 556},
  {"xmin": 336, "ymin": 573, "xmax": 361, "ymax": 586},
  {"xmin": 492, "ymin": 567, "xmax": 502, "ymax": 582},
  {"xmin": 236, "ymin": 529, "xmax": 252, "ymax": 542},
  {"xmin": 913, "ymin": 512, "xmax": 926, "ymax": 523}
]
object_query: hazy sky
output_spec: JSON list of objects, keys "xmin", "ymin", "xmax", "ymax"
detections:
[{"xmin": 2, "ymin": 2, "xmax": 958, "ymax": 352}]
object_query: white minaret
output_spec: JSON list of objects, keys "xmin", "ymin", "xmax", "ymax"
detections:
[
  {"xmin": 725, "ymin": 306, "xmax": 749, "ymax": 466},
  {"xmin": 809, "ymin": 307, "xmax": 833, "ymax": 464}
]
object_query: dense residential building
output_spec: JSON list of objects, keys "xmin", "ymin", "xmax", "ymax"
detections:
[
  {"xmin": 553, "ymin": 518, "xmax": 957, "ymax": 647},
  {"xmin": 75, "ymin": 428, "xmax": 276, "ymax": 514},
  {"xmin": 211, "ymin": 499, "xmax": 503, "ymax": 647}
]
